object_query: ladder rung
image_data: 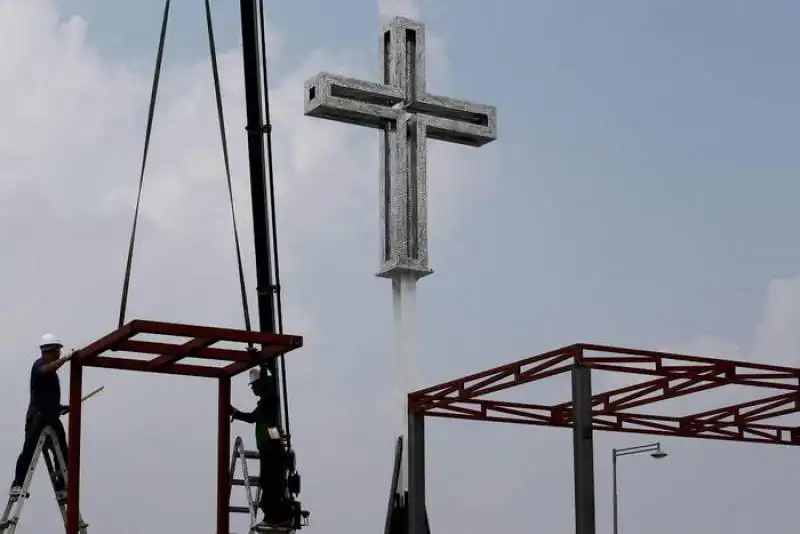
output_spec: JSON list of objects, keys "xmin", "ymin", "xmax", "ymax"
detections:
[
  {"xmin": 228, "ymin": 505, "xmax": 253, "ymax": 514},
  {"xmin": 243, "ymin": 450, "xmax": 259, "ymax": 459},
  {"xmin": 232, "ymin": 476, "xmax": 260, "ymax": 486}
]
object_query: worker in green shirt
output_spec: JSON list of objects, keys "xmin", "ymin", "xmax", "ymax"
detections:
[{"xmin": 231, "ymin": 366, "xmax": 292, "ymax": 531}]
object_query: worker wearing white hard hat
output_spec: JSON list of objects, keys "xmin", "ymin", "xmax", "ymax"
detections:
[
  {"xmin": 9, "ymin": 334, "xmax": 77, "ymax": 501},
  {"xmin": 231, "ymin": 365, "xmax": 292, "ymax": 531}
]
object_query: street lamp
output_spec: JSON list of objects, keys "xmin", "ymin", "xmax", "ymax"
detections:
[{"xmin": 612, "ymin": 442, "xmax": 667, "ymax": 534}]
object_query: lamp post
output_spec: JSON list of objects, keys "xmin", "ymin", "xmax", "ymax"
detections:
[{"xmin": 612, "ymin": 442, "xmax": 667, "ymax": 534}]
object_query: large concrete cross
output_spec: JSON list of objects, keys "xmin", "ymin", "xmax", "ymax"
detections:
[{"xmin": 304, "ymin": 16, "xmax": 497, "ymax": 279}]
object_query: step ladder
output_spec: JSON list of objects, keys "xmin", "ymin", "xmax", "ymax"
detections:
[
  {"xmin": 229, "ymin": 436, "xmax": 309, "ymax": 533},
  {"xmin": 0, "ymin": 426, "xmax": 88, "ymax": 534},
  {"xmin": 229, "ymin": 436, "xmax": 262, "ymax": 532}
]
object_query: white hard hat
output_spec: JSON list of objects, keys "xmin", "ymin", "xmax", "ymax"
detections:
[
  {"xmin": 248, "ymin": 368, "xmax": 260, "ymax": 384},
  {"xmin": 39, "ymin": 333, "xmax": 63, "ymax": 349}
]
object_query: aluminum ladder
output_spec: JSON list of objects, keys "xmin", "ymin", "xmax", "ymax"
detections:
[
  {"xmin": 229, "ymin": 436, "xmax": 265, "ymax": 533},
  {"xmin": 0, "ymin": 426, "xmax": 88, "ymax": 534}
]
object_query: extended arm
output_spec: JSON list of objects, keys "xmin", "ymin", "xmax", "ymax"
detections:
[
  {"xmin": 38, "ymin": 351, "xmax": 75, "ymax": 375},
  {"xmin": 230, "ymin": 406, "xmax": 257, "ymax": 424}
]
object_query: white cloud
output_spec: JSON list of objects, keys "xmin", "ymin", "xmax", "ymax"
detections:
[
  {"xmin": 0, "ymin": 2, "xmax": 798, "ymax": 534},
  {"xmin": 752, "ymin": 276, "xmax": 800, "ymax": 367},
  {"xmin": 0, "ymin": 1, "xmax": 499, "ymax": 533}
]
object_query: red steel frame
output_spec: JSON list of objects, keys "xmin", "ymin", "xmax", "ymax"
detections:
[
  {"xmin": 409, "ymin": 343, "xmax": 800, "ymax": 445},
  {"xmin": 65, "ymin": 319, "xmax": 303, "ymax": 534}
]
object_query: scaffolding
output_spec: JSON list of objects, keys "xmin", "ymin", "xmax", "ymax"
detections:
[
  {"xmin": 65, "ymin": 319, "xmax": 302, "ymax": 534},
  {"xmin": 406, "ymin": 342, "xmax": 800, "ymax": 534}
]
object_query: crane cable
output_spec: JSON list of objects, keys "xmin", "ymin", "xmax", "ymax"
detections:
[
  {"xmin": 117, "ymin": 0, "xmax": 170, "ymax": 329},
  {"xmin": 204, "ymin": 0, "xmax": 253, "ymax": 340},
  {"xmin": 117, "ymin": 0, "xmax": 253, "ymax": 344},
  {"xmin": 256, "ymin": 0, "xmax": 293, "ymax": 449}
]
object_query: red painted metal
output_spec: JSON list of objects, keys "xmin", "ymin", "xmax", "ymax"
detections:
[
  {"xmin": 64, "ymin": 319, "xmax": 303, "ymax": 534},
  {"xmin": 217, "ymin": 377, "xmax": 232, "ymax": 534},
  {"xmin": 75, "ymin": 319, "xmax": 303, "ymax": 377},
  {"xmin": 67, "ymin": 358, "xmax": 83, "ymax": 534},
  {"xmin": 84, "ymin": 355, "xmax": 221, "ymax": 377},
  {"xmin": 409, "ymin": 343, "xmax": 800, "ymax": 446}
]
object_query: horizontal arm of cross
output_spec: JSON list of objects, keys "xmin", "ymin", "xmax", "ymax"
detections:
[
  {"xmin": 304, "ymin": 72, "xmax": 405, "ymax": 129},
  {"xmin": 411, "ymin": 94, "xmax": 497, "ymax": 147}
]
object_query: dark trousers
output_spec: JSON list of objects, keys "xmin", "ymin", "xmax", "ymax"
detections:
[
  {"xmin": 258, "ymin": 440, "xmax": 290, "ymax": 523},
  {"xmin": 13, "ymin": 409, "xmax": 68, "ymax": 489}
]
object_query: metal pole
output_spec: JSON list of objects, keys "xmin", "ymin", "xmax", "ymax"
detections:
[
  {"xmin": 66, "ymin": 360, "xmax": 83, "ymax": 534},
  {"xmin": 612, "ymin": 450, "xmax": 618, "ymax": 534},
  {"xmin": 217, "ymin": 377, "xmax": 232, "ymax": 534},
  {"xmin": 238, "ymin": 0, "xmax": 279, "ymax": 372},
  {"xmin": 407, "ymin": 408, "xmax": 426, "ymax": 534},
  {"xmin": 571, "ymin": 364, "xmax": 596, "ymax": 534},
  {"xmin": 610, "ymin": 442, "xmax": 666, "ymax": 534}
]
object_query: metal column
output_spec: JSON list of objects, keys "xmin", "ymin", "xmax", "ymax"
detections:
[
  {"xmin": 67, "ymin": 360, "xmax": 83, "ymax": 534},
  {"xmin": 217, "ymin": 377, "xmax": 232, "ymax": 534},
  {"xmin": 572, "ymin": 364, "xmax": 596, "ymax": 534},
  {"xmin": 407, "ymin": 408, "xmax": 426, "ymax": 534}
]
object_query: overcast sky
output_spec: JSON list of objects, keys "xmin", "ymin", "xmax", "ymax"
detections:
[{"xmin": 1, "ymin": 0, "xmax": 800, "ymax": 533}]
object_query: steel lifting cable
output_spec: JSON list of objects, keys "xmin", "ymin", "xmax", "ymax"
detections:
[
  {"xmin": 204, "ymin": 0, "xmax": 253, "ymax": 339},
  {"xmin": 118, "ymin": 0, "xmax": 171, "ymax": 328},
  {"xmin": 257, "ymin": 0, "xmax": 293, "ymax": 446},
  {"xmin": 119, "ymin": 0, "xmax": 253, "ymax": 341}
]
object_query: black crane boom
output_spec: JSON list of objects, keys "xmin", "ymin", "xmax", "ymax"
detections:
[
  {"xmin": 237, "ymin": 0, "xmax": 308, "ymax": 529},
  {"xmin": 239, "ymin": 1, "xmax": 277, "ymax": 355}
]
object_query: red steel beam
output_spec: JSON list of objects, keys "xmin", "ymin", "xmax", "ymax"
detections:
[
  {"xmin": 66, "ymin": 360, "xmax": 83, "ymax": 534},
  {"xmin": 584, "ymin": 361, "xmax": 799, "ymax": 390},
  {"xmin": 410, "ymin": 343, "xmax": 800, "ymax": 409},
  {"xmin": 75, "ymin": 320, "xmax": 303, "ymax": 377},
  {"xmin": 76, "ymin": 322, "xmax": 136, "ymax": 362},
  {"xmin": 408, "ymin": 343, "xmax": 800, "ymax": 446},
  {"xmin": 87, "ymin": 356, "xmax": 224, "ymax": 378},
  {"xmin": 595, "ymin": 373, "xmax": 727, "ymax": 412},
  {"xmin": 582, "ymin": 343, "xmax": 800, "ymax": 376},
  {"xmin": 114, "ymin": 340, "xmax": 255, "ymax": 363},
  {"xmin": 131, "ymin": 319, "xmax": 303, "ymax": 349},
  {"xmin": 411, "ymin": 348, "xmax": 577, "ymax": 412},
  {"xmin": 217, "ymin": 377, "xmax": 231, "ymax": 534},
  {"xmin": 680, "ymin": 392, "xmax": 800, "ymax": 430},
  {"xmin": 411, "ymin": 346, "xmax": 578, "ymax": 398},
  {"xmin": 62, "ymin": 321, "xmax": 304, "ymax": 534},
  {"xmin": 147, "ymin": 338, "xmax": 217, "ymax": 370},
  {"xmin": 554, "ymin": 365, "xmax": 733, "ymax": 413},
  {"xmin": 417, "ymin": 397, "xmax": 800, "ymax": 446}
]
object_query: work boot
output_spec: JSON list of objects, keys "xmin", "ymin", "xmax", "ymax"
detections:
[{"xmin": 8, "ymin": 486, "xmax": 23, "ymax": 500}]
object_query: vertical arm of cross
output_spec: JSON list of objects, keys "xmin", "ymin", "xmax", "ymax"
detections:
[
  {"xmin": 304, "ymin": 16, "xmax": 497, "ymax": 279},
  {"xmin": 374, "ymin": 18, "xmax": 432, "ymax": 279}
]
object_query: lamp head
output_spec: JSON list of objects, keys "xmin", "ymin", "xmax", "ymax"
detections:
[{"xmin": 650, "ymin": 449, "xmax": 668, "ymax": 459}]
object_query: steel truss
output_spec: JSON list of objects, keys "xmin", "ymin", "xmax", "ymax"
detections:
[
  {"xmin": 405, "ymin": 343, "xmax": 800, "ymax": 534},
  {"xmin": 65, "ymin": 319, "xmax": 303, "ymax": 534},
  {"xmin": 410, "ymin": 343, "xmax": 800, "ymax": 445}
]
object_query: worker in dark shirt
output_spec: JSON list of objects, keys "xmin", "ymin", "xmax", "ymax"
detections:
[
  {"xmin": 231, "ymin": 366, "xmax": 292, "ymax": 531},
  {"xmin": 9, "ymin": 333, "xmax": 74, "ymax": 501}
]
